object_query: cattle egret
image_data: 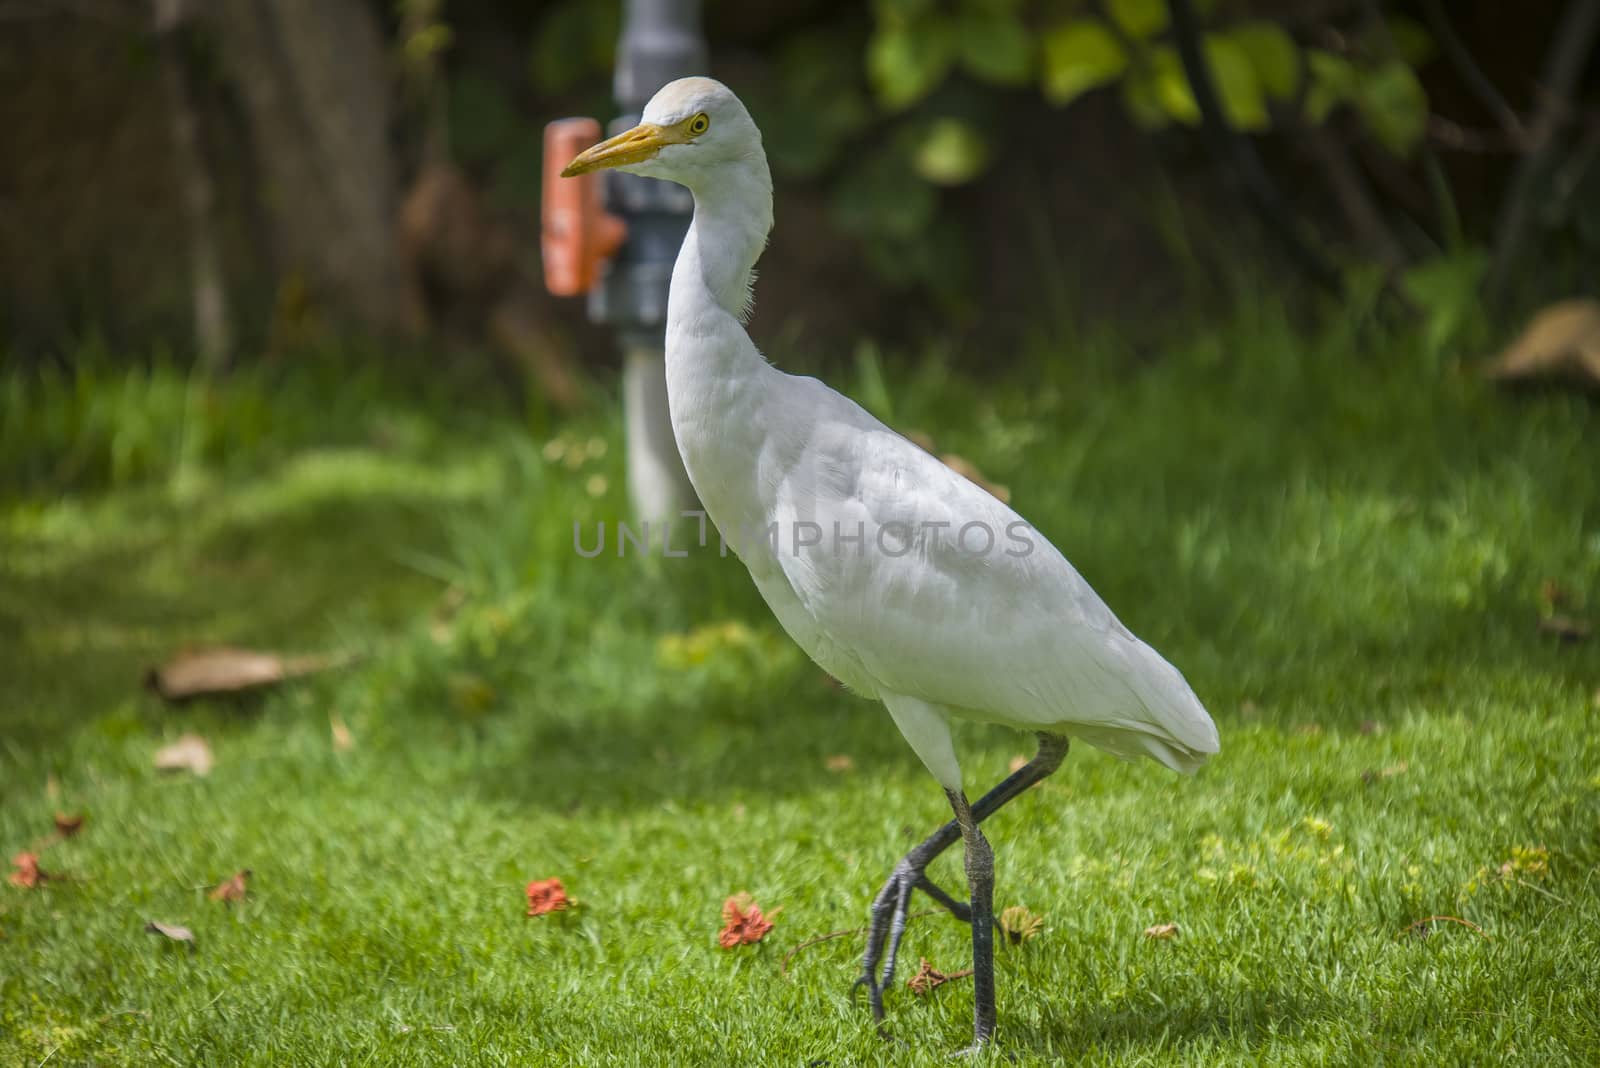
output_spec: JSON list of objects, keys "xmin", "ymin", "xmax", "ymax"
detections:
[{"xmin": 563, "ymin": 77, "xmax": 1219, "ymax": 1050}]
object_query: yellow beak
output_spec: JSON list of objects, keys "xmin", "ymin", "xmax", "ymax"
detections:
[{"xmin": 560, "ymin": 123, "xmax": 679, "ymax": 177}]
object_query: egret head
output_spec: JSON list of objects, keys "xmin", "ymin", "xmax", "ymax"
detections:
[{"xmin": 560, "ymin": 77, "xmax": 762, "ymax": 189}]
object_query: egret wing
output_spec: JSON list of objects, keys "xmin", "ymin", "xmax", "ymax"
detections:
[{"xmin": 759, "ymin": 379, "xmax": 1218, "ymax": 771}]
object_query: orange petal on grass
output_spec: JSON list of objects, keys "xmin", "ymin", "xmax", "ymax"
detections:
[
  {"xmin": 208, "ymin": 869, "xmax": 251, "ymax": 902},
  {"xmin": 525, "ymin": 877, "xmax": 570, "ymax": 917},
  {"xmin": 8, "ymin": 852, "xmax": 44, "ymax": 888},
  {"xmin": 719, "ymin": 893, "xmax": 779, "ymax": 948}
]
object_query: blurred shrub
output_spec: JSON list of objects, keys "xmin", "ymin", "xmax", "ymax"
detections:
[{"xmin": 500, "ymin": 0, "xmax": 1457, "ymax": 308}]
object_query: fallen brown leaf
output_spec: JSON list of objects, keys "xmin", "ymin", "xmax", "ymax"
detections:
[
  {"xmin": 525, "ymin": 877, "xmax": 570, "ymax": 917},
  {"xmin": 8, "ymin": 852, "xmax": 45, "ymax": 888},
  {"xmin": 1484, "ymin": 298, "xmax": 1600, "ymax": 392},
  {"xmin": 1144, "ymin": 922, "xmax": 1180, "ymax": 940},
  {"xmin": 1538, "ymin": 614, "xmax": 1591, "ymax": 642},
  {"xmin": 144, "ymin": 921, "xmax": 196, "ymax": 948},
  {"xmin": 823, "ymin": 754, "xmax": 854, "ymax": 773},
  {"xmin": 153, "ymin": 734, "xmax": 214, "ymax": 776},
  {"xmin": 53, "ymin": 812, "xmax": 85, "ymax": 838},
  {"xmin": 146, "ymin": 647, "xmax": 343, "ymax": 702},
  {"xmin": 208, "ymin": 869, "xmax": 251, "ymax": 903},
  {"xmin": 719, "ymin": 893, "xmax": 778, "ymax": 948},
  {"xmin": 907, "ymin": 956, "xmax": 973, "ymax": 995},
  {"xmin": 999, "ymin": 905, "xmax": 1043, "ymax": 945}
]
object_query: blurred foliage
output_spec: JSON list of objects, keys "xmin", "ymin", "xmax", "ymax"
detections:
[{"xmin": 474, "ymin": 0, "xmax": 1455, "ymax": 306}]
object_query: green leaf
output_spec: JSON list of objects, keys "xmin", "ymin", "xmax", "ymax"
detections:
[
  {"xmin": 1150, "ymin": 47, "xmax": 1200, "ymax": 125},
  {"xmin": 1107, "ymin": 0, "xmax": 1168, "ymax": 38},
  {"xmin": 1304, "ymin": 49, "xmax": 1355, "ymax": 123},
  {"xmin": 1040, "ymin": 21, "xmax": 1127, "ymax": 107},
  {"xmin": 1226, "ymin": 21, "xmax": 1300, "ymax": 100},
  {"xmin": 913, "ymin": 118, "xmax": 991, "ymax": 185},
  {"xmin": 1204, "ymin": 34, "xmax": 1269, "ymax": 131},
  {"xmin": 1400, "ymin": 249, "xmax": 1489, "ymax": 359},
  {"xmin": 1354, "ymin": 58, "xmax": 1428, "ymax": 156},
  {"xmin": 1120, "ymin": 66, "xmax": 1170, "ymax": 129},
  {"xmin": 956, "ymin": 10, "xmax": 1034, "ymax": 85},
  {"xmin": 868, "ymin": 19, "xmax": 956, "ymax": 110}
]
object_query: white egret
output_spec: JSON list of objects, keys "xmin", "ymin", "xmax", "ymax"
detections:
[{"xmin": 563, "ymin": 77, "xmax": 1219, "ymax": 1050}]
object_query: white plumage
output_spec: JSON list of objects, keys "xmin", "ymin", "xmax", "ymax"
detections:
[{"xmin": 562, "ymin": 75, "xmax": 1218, "ymax": 1048}]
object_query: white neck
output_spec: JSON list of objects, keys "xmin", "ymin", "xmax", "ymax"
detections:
[
  {"xmin": 668, "ymin": 158, "xmax": 774, "ymax": 330},
  {"xmin": 661, "ymin": 154, "xmax": 778, "ymax": 528}
]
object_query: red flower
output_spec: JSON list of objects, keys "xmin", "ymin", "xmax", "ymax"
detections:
[
  {"xmin": 719, "ymin": 893, "xmax": 777, "ymax": 948},
  {"xmin": 525, "ymin": 877, "xmax": 570, "ymax": 917},
  {"xmin": 8, "ymin": 852, "xmax": 43, "ymax": 888}
]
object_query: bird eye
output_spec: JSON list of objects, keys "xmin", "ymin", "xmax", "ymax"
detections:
[{"xmin": 688, "ymin": 113, "xmax": 710, "ymax": 135}]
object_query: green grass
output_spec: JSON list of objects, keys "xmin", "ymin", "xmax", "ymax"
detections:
[{"xmin": 3, "ymin": 307, "xmax": 1598, "ymax": 1065}]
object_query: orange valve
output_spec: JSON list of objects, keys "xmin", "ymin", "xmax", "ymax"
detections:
[{"xmin": 542, "ymin": 118, "xmax": 628, "ymax": 297}]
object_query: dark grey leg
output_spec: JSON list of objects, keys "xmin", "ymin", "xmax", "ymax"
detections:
[
  {"xmin": 947, "ymin": 786, "xmax": 996, "ymax": 1049},
  {"xmin": 854, "ymin": 733, "xmax": 1069, "ymax": 1024}
]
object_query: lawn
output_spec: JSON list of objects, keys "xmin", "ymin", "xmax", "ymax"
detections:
[{"xmin": 2, "ymin": 308, "xmax": 1598, "ymax": 1066}]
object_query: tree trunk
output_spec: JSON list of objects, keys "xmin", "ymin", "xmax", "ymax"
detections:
[
  {"xmin": 155, "ymin": 0, "xmax": 232, "ymax": 370},
  {"xmin": 207, "ymin": 0, "xmax": 404, "ymax": 335}
]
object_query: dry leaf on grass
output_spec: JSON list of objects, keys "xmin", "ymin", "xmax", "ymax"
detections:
[
  {"xmin": 999, "ymin": 905, "xmax": 1043, "ymax": 945},
  {"xmin": 719, "ymin": 893, "xmax": 779, "ymax": 948},
  {"xmin": 1538, "ymin": 614, "xmax": 1591, "ymax": 642},
  {"xmin": 208, "ymin": 870, "xmax": 251, "ymax": 903},
  {"xmin": 146, "ymin": 647, "xmax": 343, "ymax": 702},
  {"xmin": 908, "ymin": 957, "xmax": 973, "ymax": 995},
  {"xmin": 1144, "ymin": 922, "xmax": 1181, "ymax": 940},
  {"xmin": 145, "ymin": 921, "xmax": 196, "ymax": 948},
  {"xmin": 525, "ymin": 878, "xmax": 570, "ymax": 917},
  {"xmin": 823, "ymin": 754, "xmax": 854, "ymax": 773},
  {"xmin": 1484, "ymin": 298, "xmax": 1600, "ymax": 391},
  {"xmin": 53, "ymin": 812, "xmax": 85, "ymax": 838},
  {"xmin": 153, "ymin": 734, "xmax": 214, "ymax": 776},
  {"xmin": 8, "ymin": 852, "xmax": 46, "ymax": 888}
]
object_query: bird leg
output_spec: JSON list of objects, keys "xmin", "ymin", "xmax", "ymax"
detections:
[
  {"xmin": 948, "ymin": 785, "xmax": 996, "ymax": 1049},
  {"xmin": 854, "ymin": 733, "xmax": 1069, "ymax": 1024}
]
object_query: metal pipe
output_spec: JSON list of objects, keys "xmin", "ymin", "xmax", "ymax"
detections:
[{"xmin": 599, "ymin": 0, "xmax": 704, "ymax": 523}]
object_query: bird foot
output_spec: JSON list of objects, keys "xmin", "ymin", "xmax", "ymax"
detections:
[{"xmin": 852, "ymin": 860, "xmax": 973, "ymax": 1021}]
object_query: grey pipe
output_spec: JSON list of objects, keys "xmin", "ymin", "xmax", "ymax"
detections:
[{"xmin": 594, "ymin": 0, "xmax": 705, "ymax": 523}]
